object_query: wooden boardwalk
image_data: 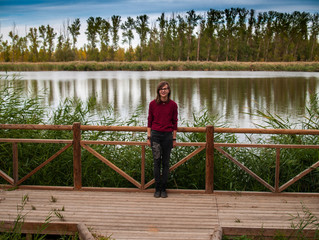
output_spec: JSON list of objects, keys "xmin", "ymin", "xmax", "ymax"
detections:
[{"xmin": 0, "ymin": 189, "xmax": 318, "ymax": 239}]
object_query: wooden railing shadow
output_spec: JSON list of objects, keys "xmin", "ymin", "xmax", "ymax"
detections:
[{"xmin": 0, "ymin": 123, "xmax": 318, "ymax": 194}]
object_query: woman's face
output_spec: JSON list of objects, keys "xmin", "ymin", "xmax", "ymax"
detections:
[{"xmin": 159, "ymin": 84, "xmax": 170, "ymax": 99}]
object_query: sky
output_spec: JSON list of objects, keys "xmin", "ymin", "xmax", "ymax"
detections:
[{"xmin": 0, "ymin": 0, "xmax": 318, "ymax": 48}]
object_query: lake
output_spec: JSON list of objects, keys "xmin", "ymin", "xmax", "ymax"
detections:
[{"xmin": 1, "ymin": 71, "xmax": 319, "ymax": 128}]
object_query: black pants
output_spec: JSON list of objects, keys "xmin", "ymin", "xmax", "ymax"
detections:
[{"xmin": 151, "ymin": 130, "xmax": 173, "ymax": 191}]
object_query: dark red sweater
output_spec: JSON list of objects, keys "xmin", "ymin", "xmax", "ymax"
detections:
[{"xmin": 148, "ymin": 99, "xmax": 178, "ymax": 132}]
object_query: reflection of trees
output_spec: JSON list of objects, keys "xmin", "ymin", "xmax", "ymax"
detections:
[{"xmin": 2, "ymin": 75, "xmax": 317, "ymax": 128}]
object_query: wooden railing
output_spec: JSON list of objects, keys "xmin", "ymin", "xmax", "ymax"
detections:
[{"xmin": 0, "ymin": 123, "xmax": 318, "ymax": 194}]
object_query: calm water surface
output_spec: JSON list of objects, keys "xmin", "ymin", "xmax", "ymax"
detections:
[{"xmin": 2, "ymin": 71, "xmax": 319, "ymax": 128}]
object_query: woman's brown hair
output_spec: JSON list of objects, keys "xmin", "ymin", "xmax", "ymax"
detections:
[{"xmin": 156, "ymin": 81, "xmax": 171, "ymax": 103}]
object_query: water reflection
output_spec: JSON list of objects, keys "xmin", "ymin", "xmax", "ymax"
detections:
[{"xmin": 1, "ymin": 71, "xmax": 319, "ymax": 128}]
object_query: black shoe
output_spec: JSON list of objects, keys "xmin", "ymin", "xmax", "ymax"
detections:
[
  {"xmin": 154, "ymin": 190, "xmax": 161, "ymax": 198},
  {"xmin": 161, "ymin": 190, "xmax": 167, "ymax": 198}
]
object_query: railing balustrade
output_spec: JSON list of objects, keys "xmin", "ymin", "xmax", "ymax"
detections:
[{"xmin": 0, "ymin": 123, "xmax": 318, "ymax": 194}]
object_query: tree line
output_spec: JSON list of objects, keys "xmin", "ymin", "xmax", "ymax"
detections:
[{"xmin": 1, "ymin": 8, "xmax": 319, "ymax": 62}]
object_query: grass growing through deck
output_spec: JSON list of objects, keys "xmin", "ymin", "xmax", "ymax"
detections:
[{"xmin": 0, "ymin": 75, "xmax": 318, "ymax": 192}]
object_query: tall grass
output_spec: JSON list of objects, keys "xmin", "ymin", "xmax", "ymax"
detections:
[
  {"xmin": 0, "ymin": 75, "xmax": 318, "ymax": 192},
  {"xmin": 1, "ymin": 61, "xmax": 319, "ymax": 72}
]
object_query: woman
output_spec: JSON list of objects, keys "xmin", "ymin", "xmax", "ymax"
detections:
[{"xmin": 147, "ymin": 81, "xmax": 178, "ymax": 198}]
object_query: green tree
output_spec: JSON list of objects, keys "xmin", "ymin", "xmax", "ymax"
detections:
[
  {"xmin": 177, "ymin": 14, "xmax": 187, "ymax": 61},
  {"xmin": 46, "ymin": 25, "xmax": 57, "ymax": 61},
  {"xmin": 1, "ymin": 40, "xmax": 11, "ymax": 62},
  {"xmin": 157, "ymin": 13, "xmax": 167, "ymax": 61},
  {"xmin": 39, "ymin": 25, "xmax": 48, "ymax": 61},
  {"xmin": 196, "ymin": 18, "xmax": 205, "ymax": 61},
  {"xmin": 68, "ymin": 18, "xmax": 81, "ymax": 50},
  {"xmin": 224, "ymin": 8, "xmax": 238, "ymax": 61},
  {"xmin": 135, "ymin": 14, "xmax": 150, "ymax": 60},
  {"xmin": 121, "ymin": 16, "xmax": 135, "ymax": 61},
  {"xmin": 86, "ymin": 16, "xmax": 102, "ymax": 60},
  {"xmin": 99, "ymin": 18, "xmax": 111, "ymax": 61},
  {"xmin": 185, "ymin": 10, "xmax": 201, "ymax": 61},
  {"xmin": 27, "ymin": 27, "xmax": 39, "ymax": 62},
  {"xmin": 309, "ymin": 13, "xmax": 319, "ymax": 60},
  {"xmin": 205, "ymin": 9, "xmax": 224, "ymax": 61},
  {"xmin": 16, "ymin": 36, "xmax": 28, "ymax": 61},
  {"xmin": 235, "ymin": 8, "xmax": 249, "ymax": 61},
  {"xmin": 86, "ymin": 17, "xmax": 102, "ymax": 50},
  {"xmin": 166, "ymin": 13, "xmax": 178, "ymax": 60},
  {"xmin": 111, "ymin": 15, "xmax": 121, "ymax": 50},
  {"xmin": 110, "ymin": 15, "xmax": 121, "ymax": 60},
  {"xmin": 8, "ymin": 29, "xmax": 18, "ymax": 62},
  {"xmin": 121, "ymin": 17, "xmax": 135, "ymax": 48},
  {"xmin": 246, "ymin": 9, "xmax": 256, "ymax": 61}
]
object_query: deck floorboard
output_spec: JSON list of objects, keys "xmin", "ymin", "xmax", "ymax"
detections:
[{"xmin": 0, "ymin": 189, "xmax": 318, "ymax": 239}]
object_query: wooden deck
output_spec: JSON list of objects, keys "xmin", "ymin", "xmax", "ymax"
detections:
[{"xmin": 0, "ymin": 189, "xmax": 318, "ymax": 239}]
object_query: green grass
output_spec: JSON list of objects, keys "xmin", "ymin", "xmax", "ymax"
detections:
[{"xmin": 1, "ymin": 61, "xmax": 319, "ymax": 72}]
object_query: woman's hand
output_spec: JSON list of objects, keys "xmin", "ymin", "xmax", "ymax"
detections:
[{"xmin": 173, "ymin": 139, "xmax": 176, "ymax": 148}]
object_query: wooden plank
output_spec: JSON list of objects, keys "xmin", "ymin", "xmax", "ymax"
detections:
[
  {"xmin": 0, "ymin": 139, "xmax": 72, "ymax": 144},
  {"xmin": 215, "ymin": 128, "xmax": 319, "ymax": 135},
  {"xmin": 77, "ymin": 223, "xmax": 95, "ymax": 240},
  {"xmin": 0, "ymin": 221, "xmax": 78, "ymax": 235},
  {"xmin": 0, "ymin": 169, "xmax": 14, "ymax": 185},
  {"xmin": 206, "ymin": 125, "xmax": 214, "ymax": 193},
  {"xmin": 12, "ymin": 142, "xmax": 18, "ymax": 186},
  {"xmin": 0, "ymin": 189, "xmax": 318, "ymax": 240},
  {"xmin": 0, "ymin": 124, "xmax": 73, "ymax": 130},
  {"xmin": 73, "ymin": 122, "xmax": 82, "ymax": 190}
]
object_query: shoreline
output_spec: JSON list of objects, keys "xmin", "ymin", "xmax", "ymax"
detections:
[{"xmin": 0, "ymin": 61, "xmax": 319, "ymax": 72}]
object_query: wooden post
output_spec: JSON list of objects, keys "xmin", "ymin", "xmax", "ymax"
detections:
[
  {"xmin": 12, "ymin": 142, "xmax": 18, "ymax": 186},
  {"xmin": 141, "ymin": 145, "xmax": 145, "ymax": 190},
  {"xmin": 73, "ymin": 122, "xmax": 82, "ymax": 190},
  {"xmin": 205, "ymin": 125, "xmax": 214, "ymax": 193},
  {"xmin": 275, "ymin": 148, "xmax": 280, "ymax": 193}
]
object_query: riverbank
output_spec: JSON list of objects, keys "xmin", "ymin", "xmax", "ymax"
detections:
[{"xmin": 0, "ymin": 61, "xmax": 319, "ymax": 72}]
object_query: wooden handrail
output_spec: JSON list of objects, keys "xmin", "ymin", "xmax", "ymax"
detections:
[
  {"xmin": 2, "ymin": 123, "xmax": 319, "ymax": 135},
  {"xmin": 0, "ymin": 123, "xmax": 318, "ymax": 194}
]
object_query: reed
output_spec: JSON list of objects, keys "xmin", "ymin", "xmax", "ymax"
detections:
[{"xmin": 1, "ymin": 61, "xmax": 319, "ymax": 72}]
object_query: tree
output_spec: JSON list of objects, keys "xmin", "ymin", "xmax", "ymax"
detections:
[
  {"xmin": 68, "ymin": 18, "xmax": 81, "ymax": 50},
  {"xmin": 111, "ymin": 15, "xmax": 121, "ymax": 50},
  {"xmin": 157, "ymin": 13, "xmax": 167, "ymax": 61},
  {"xmin": 121, "ymin": 17, "xmax": 135, "ymax": 48},
  {"xmin": 8, "ymin": 28, "xmax": 18, "ymax": 62},
  {"xmin": 27, "ymin": 27, "xmax": 40, "ymax": 62},
  {"xmin": 86, "ymin": 17, "xmax": 102, "ymax": 60},
  {"xmin": 246, "ymin": 9, "xmax": 256, "ymax": 61},
  {"xmin": 196, "ymin": 18, "xmax": 205, "ymax": 61},
  {"xmin": 166, "ymin": 13, "xmax": 178, "ymax": 60},
  {"xmin": 135, "ymin": 14, "xmax": 150, "ymax": 60},
  {"xmin": 235, "ymin": 8, "xmax": 249, "ymax": 61},
  {"xmin": 177, "ymin": 14, "xmax": 187, "ymax": 61},
  {"xmin": 205, "ymin": 9, "xmax": 224, "ymax": 61},
  {"xmin": 99, "ymin": 18, "xmax": 111, "ymax": 61},
  {"xmin": 185, "ymin": 10, "xmax": 201, "ymax": 61},
  {"xmin": 46, "ymin": 25, "xmax": 57, "ymax": 61},
  {"xmin": 86, "ymin": 17, "xmax": 102, "ymax": 50},
  {"xmin": 121, "ymin": 17, "xmax": 135, "ymax": 61},
  {"xmin": 39, "ymin": 25, "xmax": 48, "ymax": 61},
  {"xmin": 309, "ymin": 13, "xmax": 319, "ymax": 60},
  {"xmin": 224, "ymin": 8, "xmax": 238, "ymax": 61}
]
